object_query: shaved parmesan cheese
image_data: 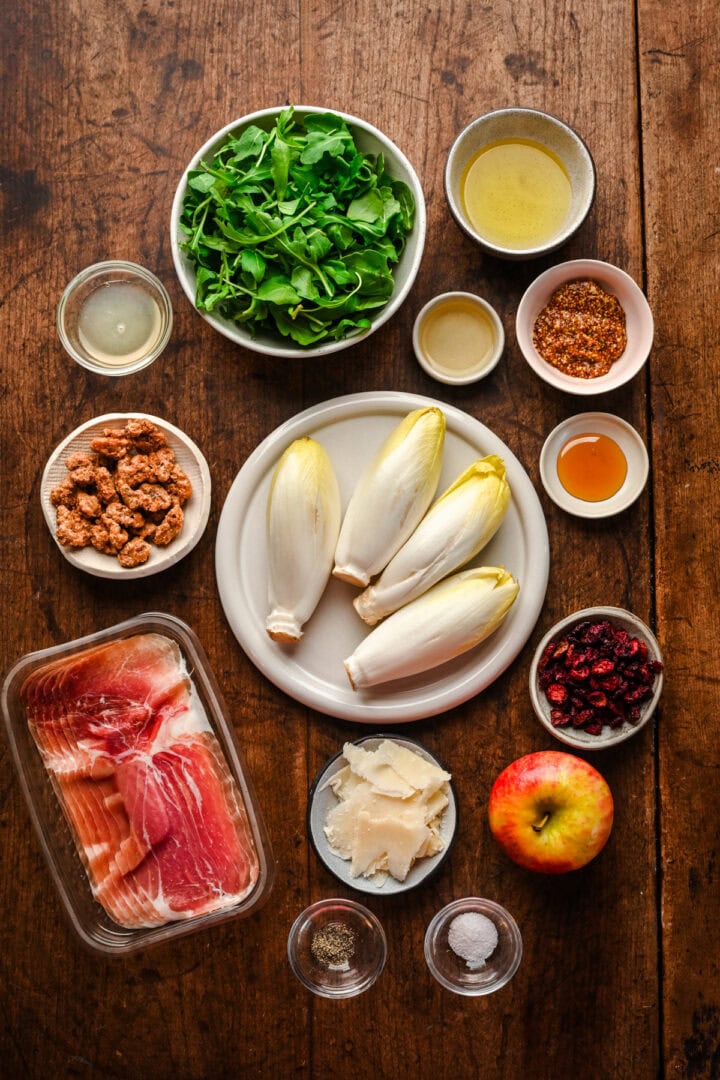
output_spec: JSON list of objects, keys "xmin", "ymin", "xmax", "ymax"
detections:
[{"xmin": 323, "ymin": 740, "xmax": 451, "ymax": 884}]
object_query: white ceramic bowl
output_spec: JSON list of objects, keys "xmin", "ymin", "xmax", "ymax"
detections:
[
  {"xmin": 445, "ymin": 107, "xmax": 595, "ymax": 260},
  {"xmin": 170, "ymin": 106, "xmax": 426, "ymax": 359},
  {"xmin": 540, "ymin": 412, "xmax": 649, "ymax": 518},
  {"xmin": 307, "ymin": 735, "xmax": 457, "ymax": 895},
  {"xmin": 41, "ymin": 413, "xmax": 211, "ymax": 579},
  {"xmin": 516, "ymin": 259, "xmax": 654, "ymax": 394},
  {"xmin": 412, "ymin": 291, "xmax": 504, "ymax": 384},
  {"xmin": 529, "ymin": 606, "xmax": 664, "ymax": 750}
]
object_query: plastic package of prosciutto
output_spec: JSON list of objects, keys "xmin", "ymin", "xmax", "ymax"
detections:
[{"xmin": 2, "ymin": 613, "xmax": 274, "ymax": 955}]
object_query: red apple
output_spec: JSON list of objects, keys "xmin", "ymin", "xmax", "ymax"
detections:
[{"xmin": 488, "ymin": 751, "xmax": 614, "ymax": 873}]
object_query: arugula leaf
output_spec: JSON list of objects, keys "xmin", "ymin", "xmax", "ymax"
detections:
[{"xmin": 179, "ymin": 106, "xmax": 415, "ymax": 347}]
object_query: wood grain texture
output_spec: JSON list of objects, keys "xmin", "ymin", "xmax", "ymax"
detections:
[
  {"xmin": 637, "ymin": 2, "xmax": 720, "ymax": 1077},
  {"xmin": 1, "ymin": 0, "xmax": 715, "ymax": 1076}
]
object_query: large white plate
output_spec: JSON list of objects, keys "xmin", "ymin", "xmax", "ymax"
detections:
[{"xmin": 215, "ymin": 391, "xmax": 549, "ymax": 722}]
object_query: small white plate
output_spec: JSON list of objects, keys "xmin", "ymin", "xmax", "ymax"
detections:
[
  {"xmin": 215, "ymin": 391, "xmax": 549, "ymax": 723},
  {"xmin": 41, "ymin": 413, "xmax": 211, "ymax": 579},
  {"xmin": 307, "ymin": 735, "xmax": 457, "ymax": 896},
  {"xmin": 539, "ymin": 412, "xmax": 649, "ymax": 518}
]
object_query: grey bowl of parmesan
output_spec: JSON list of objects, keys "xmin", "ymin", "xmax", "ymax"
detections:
[{"xmin": 307, "ymin": 735, "xmax": 457, "ymax": 895}]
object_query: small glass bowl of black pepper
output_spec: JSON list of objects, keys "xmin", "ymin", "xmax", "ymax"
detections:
[
  {"xmin": 287, "ymin": 898, "xmax": 387, "ymax": 998},
  {"xmin": 424, "ymin": 897, "xmax": 523, "ymax": 996}
]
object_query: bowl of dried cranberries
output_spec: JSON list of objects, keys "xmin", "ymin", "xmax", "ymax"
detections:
[{"xmin": 529, "ymin": 607, "xmax": 664, "ymax": 749}]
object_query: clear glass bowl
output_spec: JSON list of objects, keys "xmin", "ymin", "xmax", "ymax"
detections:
[
  {"xmin": 288, "ymin": 898, "xmax": 387, "ymax": 998},
  {"xmin": 57, "ymin": 260, "xmax": 173, "ymax": 376},
  {"xmin": 424, "ymin": 897, "xmax": 522, "ymax": 995}
]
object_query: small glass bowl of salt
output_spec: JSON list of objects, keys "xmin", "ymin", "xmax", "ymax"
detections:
[{"xmin": 424, "ymin": 897, "xmax": 522, "ymax": 995}]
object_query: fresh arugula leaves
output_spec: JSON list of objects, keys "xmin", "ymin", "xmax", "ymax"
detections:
[{"xmin": 179, "ymin": 107, "xmax": 415, "ymax": 347}]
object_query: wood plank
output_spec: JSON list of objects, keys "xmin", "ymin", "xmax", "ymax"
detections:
[{"xmin": 637, "ymin": 2, "xmax": 720, "ymax": 1075}]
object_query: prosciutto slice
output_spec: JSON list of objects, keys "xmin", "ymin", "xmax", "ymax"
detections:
[{"xmin": 21, "ymin": 633, "xmax": 259, "ymax": 928}]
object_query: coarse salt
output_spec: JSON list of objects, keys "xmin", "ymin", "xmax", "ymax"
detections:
[{"xmin": 448, "ymin": 911, "xmax": 499, "ymax": 970}]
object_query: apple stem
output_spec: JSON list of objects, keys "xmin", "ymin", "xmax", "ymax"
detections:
[{"xmin": 532, "ymin": 812, "xmax": 551, "ymax": 833}]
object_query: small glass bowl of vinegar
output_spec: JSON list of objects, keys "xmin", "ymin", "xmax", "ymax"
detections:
[
  {"xmin": 539, "ymin": 412, "xmax": 649, "ymax": 518},
  {"xmin": 57, "ymin": 261, "xmax": 173, "ymax": 376}
]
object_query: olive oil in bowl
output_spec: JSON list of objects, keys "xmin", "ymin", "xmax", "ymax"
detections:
[{"xmin": 460, "ymin": 139, "xmax": 572, "ymax": 252}]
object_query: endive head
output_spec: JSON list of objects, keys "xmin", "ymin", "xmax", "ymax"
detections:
[
  {"xmin": 438, "ymin": 455, "xmax": 510, "ymax": 510},
  {"xmin": 267, "ymin": 436, "xmax": 336, "ymax": 507}
]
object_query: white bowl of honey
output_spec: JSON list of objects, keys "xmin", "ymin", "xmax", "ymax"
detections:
[
  {"xmin": 539, "ymin": 412, "xmax": 649, "ymax": 518},
  {"xmin": 444, "ymin": 108, "xmax": 595, "ymax": 260}
]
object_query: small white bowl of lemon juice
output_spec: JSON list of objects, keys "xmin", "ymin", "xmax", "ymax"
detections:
[
  {"xmin": 445, "ymin": 108, "xmax": 596, "ymax": 260},
  {"xmin": 413, "ymin": 292, "xmax": 504, "ymax": 384},
  {"xmin": 57, "ymin": 261, "xmax": 173, "ymax": 376}
]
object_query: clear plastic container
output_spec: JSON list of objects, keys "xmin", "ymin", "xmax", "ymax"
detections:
[{"xmin": 2, "ymin": 613, "xmax": 274, "ymax": 955}]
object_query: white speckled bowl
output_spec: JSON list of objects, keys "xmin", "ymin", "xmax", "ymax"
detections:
[
  {"xmin": 171, "ymin": 106, "xmax": 426, "ymax": 359},
  {"xmin": 529, "ymin": 606, "xmax": 664, "ymax": 750},
  {"xmin": 516, "ymin": 259, "xmax": 654, "ymax": 394},
  {"xmin": 445, "ymin": 107, "xmax": 595, "ymax": 260}
]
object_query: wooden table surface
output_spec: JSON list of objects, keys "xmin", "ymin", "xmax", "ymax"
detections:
[{"xmin": 2, "ymin": 2, "xmax": 718, "ymax": 1077}]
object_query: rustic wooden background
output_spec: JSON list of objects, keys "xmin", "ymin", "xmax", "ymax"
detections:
[{"xmin": 1, "ymin": 1, "xmax": 718, "ymax": 1077}]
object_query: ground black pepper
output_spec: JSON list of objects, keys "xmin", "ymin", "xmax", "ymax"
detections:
[
  {"xmin": 311, "ymin": 922, "xmax": 356, "ymax": 968},
  {"xmin": 533, "ymin": 279, "xmax": 627, "ymax": 378}
]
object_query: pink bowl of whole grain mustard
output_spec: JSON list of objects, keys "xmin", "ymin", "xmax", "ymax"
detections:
[{"xmin": 515, "ymin": 259, "xmax": 654, "ymax": 395}]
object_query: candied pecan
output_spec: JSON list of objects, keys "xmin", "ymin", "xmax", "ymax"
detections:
[
  {"xmin": 124, "ymin": 419, "xmax": 168, "ymax": 452},
  {"xmin": 104, "ymin": 500, "xmax": 145, "ymax": 531},
  {"xmin": 89, "ymin": 434, "xmax": 130, "ymax": 459},
  {"xmin": 69, "ymin": 463, "xmax": 98, "ymax": 487},
  {"xmin": 154, "ymin": 504, "xmax": 184, "ymax": 546},
  {"xmin": 91, "ymin": 518, "xmax": 128, "ymax": 554},
  {"xmin": 50, "ymin": 475, "xmax": 77, "ymax": 508},
  {"xmin": 148, "ymin": 448, "xmax": 176, "ymax": 483},
  {"xmin": 552, "ymin": 639, "xmax": 569, "ymax": 659},
  {"xmin": 76, "ymin": 492, "xmax": 102, "ymax": 519},
  {"xmin": 94, "ymin": 466, "xmax": 117, "ymax": 504},
  {"xmin": 127, "ymin": 482, "xmax": 172, "ymax": 514},
  {"xmin": 117, "ymin": 537, "xmax": 151, "ymax": 568},
  {"xmin": 116, "ymin": 453, "xmax": 154, "ymax": 486},
  {"xmin": 167, "ymin": 463, "xmax": 192, "ymax": 505},
  {"xmin": 65, "ymin": 451, "xmax": 95, "ymax": 471},
  {"xmin": 56, "ymin": 505, "xmax": 92, "ymax": 548}
]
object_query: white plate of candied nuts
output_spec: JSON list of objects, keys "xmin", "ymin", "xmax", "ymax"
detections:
[{"xmin": 41, "ymin": 413, "xmax": 211, "ymax": 579}]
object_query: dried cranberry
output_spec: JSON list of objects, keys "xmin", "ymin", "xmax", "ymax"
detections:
[
  {"xmin": 538, "ymin": 642, "xmax": 556, "ymax": 671},
  {"xmin": 585, "ymin": 722, "xmax": 604, "ymax": 736},
  {"xmin": 546, "ymin": 684, "xmax": 568, "ymax": 706},
  {"xmin": 601, "ymin": 674, "xmax": 622, "ymax": 693},
  {"xmin": 628, "ymin": 705, "xmax": 642, "ymax": 723},
  {"xmin": 648, "ymin": 660, "xmax": 664, "ymax": 675},
  {"xmin": 568, "ymin": 665, "xmax": 590, "ymax": 683},
  {"xmin": 587, "ymin": 690, "xmax": 607, "ymax": 708},
  {"xmin": 550, "ymin": 708, "xmax": 570, "ymax": 727},
  {"xmin": 553, "ymin": 639, "xmax": 569, "ymax": 660},
  {"xmin": 591, "ymin": 659, "xmax": 615, "ymax": 676}
]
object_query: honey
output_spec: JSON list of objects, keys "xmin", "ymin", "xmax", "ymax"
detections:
[
  {"xmin": 460, "ymin": 138, "xmax": 572, "ymax": 251},
  {"xmin": 556, "ymin": 432, "xmax": 627, "ymax": 502}
]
